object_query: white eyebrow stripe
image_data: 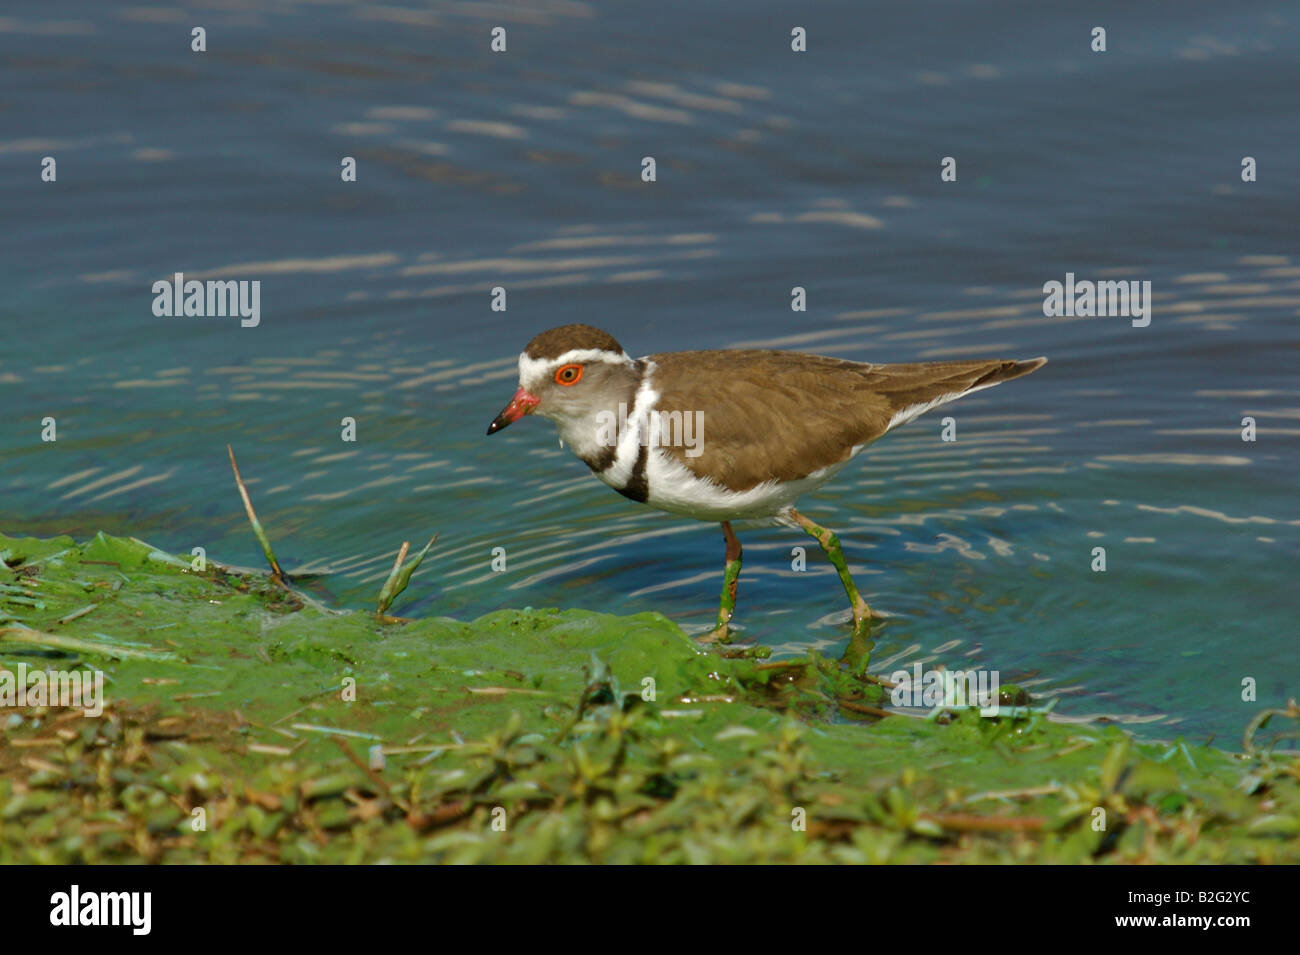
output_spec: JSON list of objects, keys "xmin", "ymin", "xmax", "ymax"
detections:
[{"xmin": 517, "ymin": 348, "xmax": 632, "ymax": 383}]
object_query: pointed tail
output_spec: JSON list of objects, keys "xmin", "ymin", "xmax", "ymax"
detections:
[{"xmin": 869, "ymin": 356, "xmax": 1047, "ymax": 432}]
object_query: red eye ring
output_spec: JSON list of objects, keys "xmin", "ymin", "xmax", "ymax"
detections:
[{"xmin": 555, "ymin": 363, "xmax": 583, "ymax": 386}]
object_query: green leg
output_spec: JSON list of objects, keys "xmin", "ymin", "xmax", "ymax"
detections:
[
  {"xmin": 700, "ymin": 522, "xmax": 742, "ymax": 644},
  {"xmin": 789, "ymin": 508, "xmax": 874, "ymax": 667}
]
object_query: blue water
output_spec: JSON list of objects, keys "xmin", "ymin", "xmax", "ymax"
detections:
[{"xmin": 2, "ymin": 0, "xmax": 1297, "ymax": 741}]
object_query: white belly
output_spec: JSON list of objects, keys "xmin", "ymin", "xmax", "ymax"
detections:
[{"xmin": 642, "ymin": 447, "xmax": 851, "ymax": 521}]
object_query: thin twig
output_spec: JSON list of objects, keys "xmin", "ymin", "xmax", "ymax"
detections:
[
  {"xmin": 838, "ymin": 698, "xmax": 892, "ymax": 719},
  {"xmin": 227, "ymin": 444, "xmax": 286, "ymax": 583},
  {"xmin": 332, "ymin": 735, "xmax": 411, "ymax": 814}
]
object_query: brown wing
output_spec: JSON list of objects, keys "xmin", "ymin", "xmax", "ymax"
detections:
[{"xmin": 650, "ymin": 349, "xmax": 1045, "ymax": 492}]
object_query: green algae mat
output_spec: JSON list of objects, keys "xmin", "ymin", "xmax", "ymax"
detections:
[{"xmin": 1, "ymin": 531, "xmax": 1297, "ymax": 864}]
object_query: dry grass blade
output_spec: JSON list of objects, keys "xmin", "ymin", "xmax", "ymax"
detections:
[
  {"xmin": 0, "ymin": 625, "xmax": 181, "ymax": 662},
  {"xmin": 56, "ymin": 603, "xmax": 100, "ymax": 625},
  {"xmin": 227, "ymin": 444, "xmax": 286, "ymax": 584}
]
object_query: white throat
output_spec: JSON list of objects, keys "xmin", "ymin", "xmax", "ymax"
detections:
[{"xmin": 538, "ymin": 355, "xmax": 657, "ymax": 488}]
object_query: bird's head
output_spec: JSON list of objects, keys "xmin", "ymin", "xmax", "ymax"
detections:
[{"xmin": 486, "ymin": 324, "xmax": 638, "ymax": 435}]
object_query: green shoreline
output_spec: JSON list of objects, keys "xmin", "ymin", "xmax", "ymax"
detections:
[{"xmin": 1, "ymin": 531, "xmax": 1296, "ymax": 863}]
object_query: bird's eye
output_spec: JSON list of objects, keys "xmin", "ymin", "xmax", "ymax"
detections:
[{"xmin": 555, "ymin": 364, "xmax": 583, "ymax": 386}]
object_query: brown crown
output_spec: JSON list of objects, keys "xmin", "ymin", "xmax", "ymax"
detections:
[{"xmin": 523, "ymin": 324, "xmax": 625, "ymax": 360}]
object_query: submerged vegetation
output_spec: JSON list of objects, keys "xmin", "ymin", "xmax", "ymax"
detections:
[{"xmin": 1, "ymin": 530, "xmax": 1297, "ymax": 864}]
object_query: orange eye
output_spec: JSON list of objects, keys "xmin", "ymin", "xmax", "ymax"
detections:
[{"xmin": 555, "ymin": 363, "xmax": 583, "ymax": 386}]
